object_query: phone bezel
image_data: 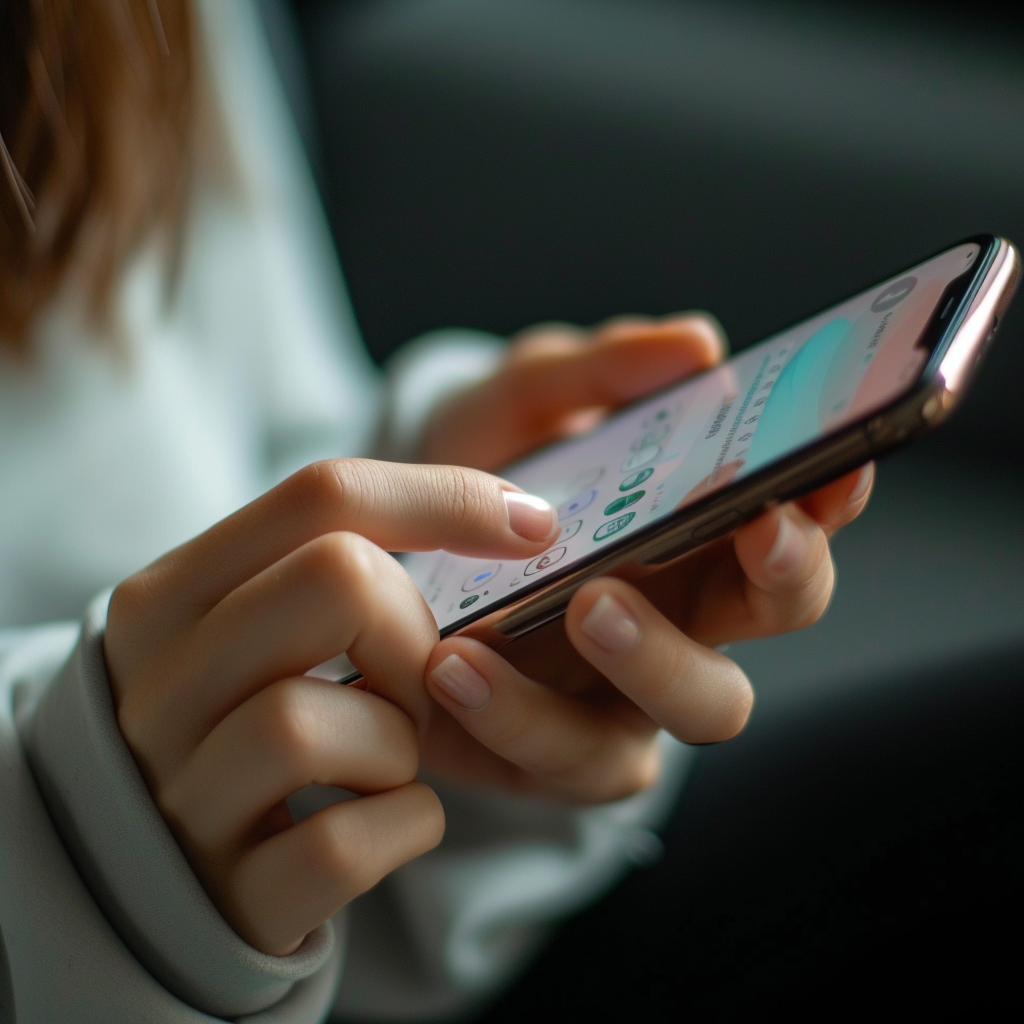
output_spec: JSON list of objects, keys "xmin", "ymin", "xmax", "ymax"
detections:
[{"xmin": 420, "ymin": 234, "xmax": 1018, "ymax": 651}]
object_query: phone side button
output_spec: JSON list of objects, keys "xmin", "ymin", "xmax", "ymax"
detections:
[{"xmin": 691, "ymin": 509, "xmax": 744, "ymax": 542}]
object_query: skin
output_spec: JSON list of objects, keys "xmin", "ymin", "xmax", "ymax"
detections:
[{"xmin": 104, "ymin": 313, "xmax": 874, "ymax": 957}]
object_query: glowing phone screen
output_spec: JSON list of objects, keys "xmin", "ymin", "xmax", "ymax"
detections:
[{"xmin": 403, "ymin": 243, "xmax": 980, "ymax": 631}]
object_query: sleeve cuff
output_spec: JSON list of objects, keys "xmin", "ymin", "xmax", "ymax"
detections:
[
  {"xmin": 22, "ymin": 592, "xmax": 339, "ymax": 1020},
  {"xmin": 377, "ymin": 329, "xmax": 507, "ymax": 462},
  {"xmin": 399, "ymin": 735, "xmax": 693, "ymax": 989}
]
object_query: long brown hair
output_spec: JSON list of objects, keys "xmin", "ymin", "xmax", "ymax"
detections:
[{"xmin": 0, "ymin": 0, "xmax": 196, "ymax": 350}]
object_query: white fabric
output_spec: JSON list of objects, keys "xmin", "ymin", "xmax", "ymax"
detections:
[
  {"xmin": 22, "ymin": 592, "xmax": 336, "ymax": 1018},
  {"xmin": 379, "ymin": 330, "xmax": 507, "ymax": 463},
  {"xmin": 0, "ymin": 2, "xmax": 693, "ymax": 1021}
]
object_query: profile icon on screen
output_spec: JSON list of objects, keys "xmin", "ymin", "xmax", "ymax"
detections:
[{"xmin": 871, "ymin": 276, "xmax": 917, "ymax": 313}]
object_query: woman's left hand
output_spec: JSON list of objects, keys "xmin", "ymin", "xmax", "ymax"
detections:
[{"xmin": 417, "ymin": 313, "xmax": 874, "ymax": 803}]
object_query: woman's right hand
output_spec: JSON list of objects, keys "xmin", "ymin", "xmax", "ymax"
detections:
[{"xmin": 103, "ymin": 459, "xmax": 558, "ymax": 957}]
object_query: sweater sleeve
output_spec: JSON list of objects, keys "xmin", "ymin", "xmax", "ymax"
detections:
[
  {"xmin": 332, "ymin": 740, "xmax": 694, "ymax": 1021},
  {"xmin": 375, "ymin": 329, "xmax": 508, "ymax": 463},
  {"xmin": 3, "ymin": 595, "xmax": 342, "ymax": 1023}
]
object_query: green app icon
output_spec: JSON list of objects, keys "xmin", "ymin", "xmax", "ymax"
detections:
[
  {"xmin": 619, "ymin": 468, "xmax": 654, "ymax": 491},
  {"xmin": 604, "ymin": 490, "xmax": 645, "ymax": 516},
  {"xmin": 593, "ymin": 511, "xmax": 636, "ymax": 541}
]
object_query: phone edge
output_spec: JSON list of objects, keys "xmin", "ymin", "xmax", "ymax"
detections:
[{"xmin": 449, "ymin": 236, "xmax": 1020, "ymax": 650}]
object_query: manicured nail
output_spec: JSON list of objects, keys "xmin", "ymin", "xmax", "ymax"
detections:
[
  {"xmin": 504, "ymin": 491, "xmax": 555, "ymax": 541},
  {"xmin": 847, "ymin": 463, "xmax": 874, "ymax": 506},
  {"xmin": 431, "ymin": 654, "xmax": 491, "ymax": 710},
  {"xmin": 580, "ymin": 593, "xmax": 641, "ymax": 654},
  {"xmin": 764, "ymin": 514, "xmax": 809, "ymax": 576}
]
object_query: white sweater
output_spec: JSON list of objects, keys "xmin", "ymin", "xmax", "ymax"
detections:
[{"xmin": 0, "ymin": 3, "xmax": 690, "ymax": 1021}]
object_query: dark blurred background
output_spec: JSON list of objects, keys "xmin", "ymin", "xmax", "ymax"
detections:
[
  {"xmin": 268, "ymin": 1, "xmax": 1023, "ymax": 1016},
  {"xmin": 290, "ymin": 0, "xmax": 1024, "ymax": 461}
]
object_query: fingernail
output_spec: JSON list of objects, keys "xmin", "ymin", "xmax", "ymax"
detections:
[
  {"xmin": 847, "ymin": 464, "xmax": 874, "ymax": 506},
  {"xmin": 431, "ymin": 654, "xmax": 491, "ymax": 710},
  {"xmin": 504, "ymin": 491, "xmax": 555, "ymax": 541},
  {"xmin": 764, "ymin": 514, "xmax": 809, "ymax": 576},
  {"xmin": 580, "ymin": 593, "xmax": 641, "ymax": 654}
]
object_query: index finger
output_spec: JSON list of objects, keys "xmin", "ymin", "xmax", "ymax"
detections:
[{"xmin": 143, "ymin": 459, "xmax": 557, "ymax": 614}]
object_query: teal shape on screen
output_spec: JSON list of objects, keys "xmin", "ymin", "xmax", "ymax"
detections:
[{"xmin": 745, "ymin": 318, "xmax": 851, "ymax": 473}]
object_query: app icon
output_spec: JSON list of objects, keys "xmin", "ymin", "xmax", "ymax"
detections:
[
  {"xmin": 621, "ymin": 445, "xmax": 660, "ymax": 473},
  {"xmin": 619, "ymin": 467, "xmax": 654, "ymax": 491},
  {"xmin": 524, "ymin": 546, "xmax": 567, "ymax": 576},
  {"xmin": 630, "ymin": 425, "xmax": 669, "ymax": 450},
  {"xmin": 594, "ymin": 512, "xmax": 636, "ymax": 541},
  {"xmin": 567, "ymin": 467, "xmax": 604, "ymax": 491},
  {"xmin": 604, "ymin": 490, "xmax": 645, "ymax": 516},
  {"xmin": 462, "ymin": 563, "xmax": 501, "ymax": 592},
  {"xmin": 460, "ymin": 595, "xmax": 480, "ymax": 609},
  {"xmin": 871, "ymin": 276, "xmax": 917, "ymax": 313},
  {"xmin": 559, "ymin": 519, "xmax": 584, "ymax": 541},
  {"xmin": 558, "ymin": 489, "xmax": 598, "ymax": 521},
  {"xmin": 549, "ymin": 468, "xmax": 604, "ymax": 503}
]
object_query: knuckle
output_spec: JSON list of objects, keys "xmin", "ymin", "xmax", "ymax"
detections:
[
  {"xmin": 106, "ymin": 572, "xmax": 161, "ymax": 668},
  {"xmin": 315, "ymin": 816, "xmax": 376, "ymax": 894},
  {"xmin": 349, "ymin": 691, "xmax": 420, "ymax": 787},
  {"xmin": 252, "ymin": 681, "xmax": 321, "ymax": 773},
  {"xmin": 290, "ymin": 458, "xmax": 374, "ymax": 522},
  {"xmin": 307, "ymin": 530, "xmax": 379, "ymax": 594},
  {"xmin": 306, "ymin": 786, "xmax": 446, "ymax": 898},
  {"xmin": 435, "ymin": 465, "xmax": 494, "ymax": 534},
  {"xmin": 289, "ymin": 461, "xmax": 344, "ymax": 518},
  {"xmin": 108, "ymin": 573, "xmax": 148, "ymax": 626}
]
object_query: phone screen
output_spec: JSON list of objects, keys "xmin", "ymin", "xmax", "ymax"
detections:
[{"xmin": 403, "ymin": 243, "xmax": 980, "ymax": 632}]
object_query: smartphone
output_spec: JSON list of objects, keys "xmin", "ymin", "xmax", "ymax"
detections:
[{"xmin": 326, "ymin": 235, "xmax": 1017, "ymax": 682}]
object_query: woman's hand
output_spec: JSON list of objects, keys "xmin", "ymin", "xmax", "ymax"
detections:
[
  {"xmin": 418, "ymin": 313, "xmax": 875, "ymax": 803},
  {"xmin": 103, "ymin": 459, "xmax": 559, "ymax": 957},
  {"xmin": 422, "ymin": 465, "xmax": 872, "ymax": 802},
  {"xmin": 422, "ymin": 313, "xmax": 726, "ymax": 470}
]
